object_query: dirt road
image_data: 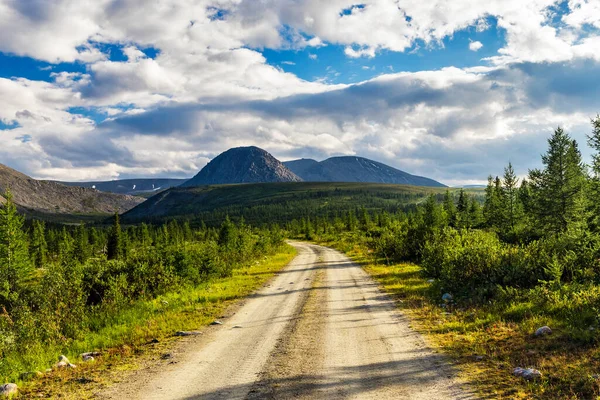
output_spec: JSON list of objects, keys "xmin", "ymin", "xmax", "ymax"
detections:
[{"xmin": 101, "ymin": 243, "xmax": 472, "ymax": 400}]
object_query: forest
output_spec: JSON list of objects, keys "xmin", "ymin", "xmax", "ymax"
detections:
[{"xmin": 0, "ymin": 201, "xmax": 286, "ymax": 384}]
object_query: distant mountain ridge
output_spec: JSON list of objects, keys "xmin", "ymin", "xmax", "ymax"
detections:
[
  {"xmin": 284, "ymin": 156, "xmax": 445, "ymax": 187},
  {"xmin": 0, "ymin": 163, "xmax": 143, "ymax": 215},
  {"xmin": 59, "ymin": 178, "xmax": 187, "ymax": 196},
  {"xmin": 182, "ymin": 146, "xmax": 302, "ymax": 187}
]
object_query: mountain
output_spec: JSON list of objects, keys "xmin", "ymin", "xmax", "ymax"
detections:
[
  {"xmin": 284, "ymin": 156, "xmax": 446, "ymax": 187},
  {"xmin": 0, "ymin": 163, "xmax": 143, "ymax": 216},
  {"xmin": 59, "ymin": 178, "xmax": 187, "ymax": 196},
  {"xmin": 182, "ymin": 146, "xmax": 302, "ymax": 187}
]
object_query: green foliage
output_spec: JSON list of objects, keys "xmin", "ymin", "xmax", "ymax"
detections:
[
  {"xmin": 529, "ymin": 127, "xmax": 588, "ymax": 235},
  {"xmin": 0, "ymin": 191, "xmax": 32, "ymax": 311}
]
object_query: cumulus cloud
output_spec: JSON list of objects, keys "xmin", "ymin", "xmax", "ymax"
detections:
[
  {"xmin": 0, "ymin": 0, "xmax": 600, "ymax": 184},
  {"xmin": 469, "ymin": 41, "xmax": 483, "ymax": 51}
]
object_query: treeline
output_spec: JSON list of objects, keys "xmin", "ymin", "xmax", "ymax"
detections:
[
  {"xmin": 289, "ymin": 117, "xmax": 600, "ymax": 337},
  {"xmin": 0, "ymin": 197, "xmax": 284, "ymax": 379}
]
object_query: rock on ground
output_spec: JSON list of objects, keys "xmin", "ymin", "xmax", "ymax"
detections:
[
  {"xmin": 513, "ymin": 367, "xmax": 542, "ymax": 380},
  {"xmin": 534, "ymin": 326, "xmax": 552, "ymax": 336},
  {"xmin": 0, "ymin": 383, "xmax": 18, "ymax": 397}
]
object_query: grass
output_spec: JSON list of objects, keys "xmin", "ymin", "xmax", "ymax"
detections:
[
  {"xmin": 330, "ymin": 242, "xmax": 600, "ymax": 399},
  {"xmin": 11, "ymin": 245, "xmax": 297, "ymax": 399}
]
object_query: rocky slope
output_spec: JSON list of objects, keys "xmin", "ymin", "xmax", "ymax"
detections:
[
  {"xmin": 182, "ymin": 146, "xmax": 302, "ymax": 187},
  {"xmin": 59, "ymin": 178, "xmax": 187, "ymax": 196},
  {"xmin": 284, "ymin": 156, "xmax": 446, "ymax": 187},
  {"xmin": 0, "ymin": 164, "xmax": 143, "ymax": 215}
]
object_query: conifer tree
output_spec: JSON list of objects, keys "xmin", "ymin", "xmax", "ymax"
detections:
[
  {"xmin": 30, "ymin": 220, "xmax": 48, "ymax": 268},
  {"xmin": 0, "ymin": 191, "xmax": 32, "ymax": 309},
  {"xmin": 442, "ymin": 190, "xmax": 456, "ymax": 227},
  {"xmin": 587, "ymin": 115, "xmax": 600, "ymax": 229},
  {"xmin": 501, "ymin": 162, "xmax": 522, "ymax": 236},
  {"xmin": 529, "ymin": 127, "xmax": 587, "ymax": 234},
  {"xmin": 107, "ymin": 212, "xmax": 123, "ymax": 260}
]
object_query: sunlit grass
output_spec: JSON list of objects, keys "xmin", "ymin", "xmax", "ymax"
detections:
[{"xmin": 12, "ymin": 245, "xmax": 297, "ymax": 399}]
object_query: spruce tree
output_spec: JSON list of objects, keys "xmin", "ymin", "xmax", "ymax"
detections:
[
  {"xmin": 529, "ymin": 127, "xmax": 587, "ymax": 234},
  {"xmin": 0, "ymin": 191, "xmax": 32, "ymax": 309},
  {"xmin": 107, "ymin": 212, "xmax": 123, "ymax": 260},
  {"xmin": 442, "ymin": 190, "xmax": 456, "ymax": 227},
  {"xmin": 587, "ymin": 115, "xmax": 600, "ymax": 229},
  {"xmin": 501, "ymin": 162, "xmax": 522, "ymax": 236},
  {"xmin": 30, "ymin": 220, "xmax": 48, "ymax": 268}
]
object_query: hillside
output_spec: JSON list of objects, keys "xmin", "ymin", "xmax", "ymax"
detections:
[
  {"xmin": 122, "ymin": 182, "xmax": 455, "ymax": 225},
  {"xmin": 0, "ymin": 164, "xmax": 143, "ymax": 216},
  {"xmin": 284, "ymin": 156, "xmax": 446, "ymax": 187},
  {"xmin": 182, "ymin": 146, "xmax": 302, "ymax": 187},
  {"xmin": 59, "ymin": 178, "xmax": 187, "ymax": 196}
]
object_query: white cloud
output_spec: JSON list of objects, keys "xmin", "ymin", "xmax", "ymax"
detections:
[
  {"xmin": 1, "ymin": 0, "xmax": 600, "ymax": 184},
  {"xmin": 469, "ymin": 41, "xmax": 483, "ymax": 51}
]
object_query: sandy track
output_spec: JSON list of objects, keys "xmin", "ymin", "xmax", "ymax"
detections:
[{"xmin": 100, "ymin": 243, "xmax": 473, "ymax": 400}]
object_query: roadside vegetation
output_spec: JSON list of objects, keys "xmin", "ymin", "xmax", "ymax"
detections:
[
  {"xmin": 0, "ymin": 200, "xmax": 292, "ymax": 395},
  {"xmin": 284, "ymin": 117, "xmax": 600, "ymax": 398}
]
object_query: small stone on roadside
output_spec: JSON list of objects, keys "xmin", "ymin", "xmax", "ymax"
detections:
[
  {"xmin": 58, "ymin": 355, "xmax": 69, "ymax": 363},
  {"xmin": 149, "ymin": 338, "xmax": 160, "ymax": 344},
  {"xmin": 175, "ymin": 331, "xmax": 202, "ymax": 336},
  {"xmin": 210, "ymin": 320, "xmax": 223, "ymax": 326},
  {"xmin": 80, "ymin": 352, "xmax": 100, "ymax": 358},
  {"xmin": 161, "ymin": 353, "xmax": 173, "ymax": 360},
  {"xmin": 0, "ymin": 383, "xmax": 18, "ymax": 397},
  {"xmin": 513, "ymin": 367, "xmax": 542, "ymax": 380},
  {"xmin": 442, "ymin": 293, "xmax": 453, "ymax": 302},
  {"xmin": 232, "ymin": 325, "xmax": 243, "ymax": 329},
  {"xmin": 534, "ymin": 326, "xmax": 552, "ymax": 337},
  {"xmin": 82, "ymin": 355, "xmax": 95, "ymax": 362}
]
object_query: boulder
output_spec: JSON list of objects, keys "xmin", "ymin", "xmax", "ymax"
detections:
[
  {"xmin": 534, "ymin": 326, "xmax": 552, "ymax": 337},
  {"xmin": 442, "ymin": 293, "xmax": 453, "ymax": 302},
  {"xmin": 0, "ymin": 383, "xmax": 17, "ymax": 397},
  {"xmin": 513, "ymin": 367, "xmax": 542, "ymax": 381}
]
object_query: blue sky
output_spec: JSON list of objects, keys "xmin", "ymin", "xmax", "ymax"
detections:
[{"xmin": 0, "ymin": 0, "xmax": 599, "ymax": 185}]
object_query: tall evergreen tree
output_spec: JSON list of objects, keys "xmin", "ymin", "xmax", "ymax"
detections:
[
  {"xmin": 587, "ymin": 115, "xmax": 600, "ymax": 230},
  {"xmin": 107, "ymin": 212, "xmax": 123, "ymax": 260},
  {"xmin": 30, "ymin": 220, "xmax": 48, "ymax": 268},
  {"xmin": 501, "ymin": 162, "xmax": 522, "ymax": 236},
  {"xmin": 529, "ymin": 127, "xmax": 587, "ymax": 234},
  {"xmin": 442, "ymin": 190, "xmax": 456, "ymax": 227},
  {"xmin": 0, "ymin": 191, "xmax": 32, "ymax": 309}
]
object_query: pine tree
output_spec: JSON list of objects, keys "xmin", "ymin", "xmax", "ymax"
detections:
[
  {"xmin": 456, "ymin": 189, "xmax": 469, "ymax": 228},
  {"xmin": 30, "ymin": 220, "xmax": 48, "ymax": 268},
  {"xmin": 587, "ymin": 115, "xmax": 600, "ymax": 230},
  {"xmin": 107, "ymin": 213, "xmax": 123, "ymax": 260},
  {"xmin": 529, "ymin": 127, "xmax": 587, "ymax": 234},
  {"xmin": 442, "ymin": 190, "xmax": 456, "ymax": 227},
  {"xmin": 73, "ymin": 224, "xmax": 90, "ymax": 264},
  {"xmin": 501, "ymin": 162, "xmax": 522, "ymax": 236},
  {"xmin": 0, "ymin": 191, "xmax": 32, "ymax": 309}
]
